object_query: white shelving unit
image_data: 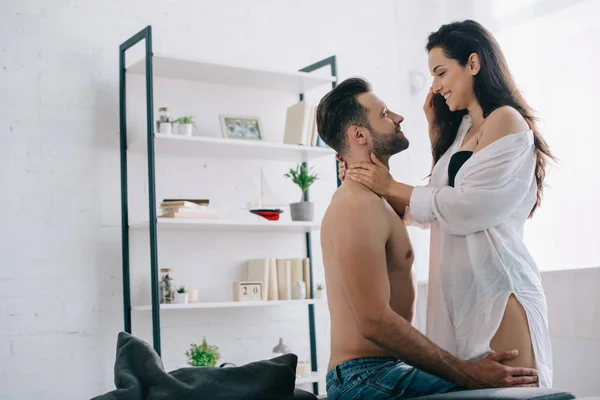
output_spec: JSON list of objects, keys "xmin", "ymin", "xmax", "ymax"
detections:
[
  {"xmin": 129, "ymin": 133, "xmax": 335, "ymax": 162},
  {"xmin": 130, "ymin": 218, "xmax": 321, "ymax": 233},
  {"xmin": 296, "ymin": 372, "xmax": 322, "ymax": 385},
  {"xmin": 120, "ymin": 27, "xmax": 336, "ymax": 396},
  {"xmin": 127, "ymin": 53, "xmax": 336, "ymax": 93},
  {"xmin": 133, "ymin": 299, "xmax": 325, "ymax": 311}
]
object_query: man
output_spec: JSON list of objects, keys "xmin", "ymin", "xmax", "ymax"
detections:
[{"xmin": 316, "ymin": 77, "xmax": 538, "ymax": 399}]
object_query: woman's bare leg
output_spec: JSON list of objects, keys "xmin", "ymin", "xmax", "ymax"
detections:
[{"xmin": 490, "ymin": 294, "xmax": 537, "ymax": 381}]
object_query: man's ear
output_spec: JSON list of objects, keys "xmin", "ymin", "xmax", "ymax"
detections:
[
  {"xmin": 346, "ymin": 125, "xmax": 368, "ymax": 146},
  {"xmin": 468, "ymin": 53, "xmax": 481, "ymax": 76}
]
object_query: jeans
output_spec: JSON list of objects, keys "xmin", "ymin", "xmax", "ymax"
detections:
[{"xmin": 325, "ymin": 357, "xmax": 462, "ymax": 399}]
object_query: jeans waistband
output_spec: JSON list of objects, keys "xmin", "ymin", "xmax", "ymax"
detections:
[{"xmin": 327, "ymin": 357, "xmax": 397, "ymax": 381}]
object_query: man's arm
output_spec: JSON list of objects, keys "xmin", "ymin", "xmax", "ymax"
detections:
[{"xmin": 332, "ymin": 195, "xmax": 538, "ymax": 388}]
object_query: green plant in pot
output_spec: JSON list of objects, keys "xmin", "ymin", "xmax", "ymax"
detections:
[
  {"xmin": 314, "ymin": 283, "xmax": 325, "ymax": 299},
  {"xmin": 185, "ymin": 337, "xmax": 220, "ymax": 367},
  {"xmin": 174, "ymin": 285, "xmax": 188, "ymax": 304},
  {"xmin": 284, "ymin": 163, "xmax": 319, "ymax": 222},
  {"xmin": 174, "ymin": 115, "xmax": 196, "ymax": 136}
]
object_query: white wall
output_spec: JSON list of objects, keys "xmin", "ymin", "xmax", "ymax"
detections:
[
  {"xmin": 477, "ymin": 0, "xmax": 600, "ymax": 273},
  {"xmin": 0, "ymin": 1, "xmax": 442, "ymax": 399}
]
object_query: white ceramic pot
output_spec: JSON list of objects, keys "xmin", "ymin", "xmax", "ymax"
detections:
[
  {"xmin": 158, "ymin": 122, "xmax": 172, "ymax": 134},
  {"xmin": 314, "ymin": 289, "xmax": 324, "ymax": 299},
  {"xmin": 174, "ymin": 292, "xmax": 189, "ymax": 304},
  {"xmin": 178, "ymin": 123, "xmax": 193, "ymax": 136}
]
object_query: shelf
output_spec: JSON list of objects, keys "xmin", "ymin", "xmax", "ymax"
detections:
[
  {"xmin": 127, "ymin": 53, "xmax": 336, "ymax": 93},
  {"xmin": 130, "ymin": 133, "xmax": 335, "ymax": 162},
  {"xmin": 132, "ymin": 298, "xmax": 325, "ymax": 311},
  {"xmin": 130, "ymin": 218, "xmax": 320, "ymax": 232},
  {"xmin": 296, "ymin": 372, "xmax": 323, "ymax": 385}
]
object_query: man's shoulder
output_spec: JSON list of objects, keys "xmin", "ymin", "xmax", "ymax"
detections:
[
  {"xmin": 333, "ymin": 182, "xmax": 385, "ymax": 209},
  {"xmin": 324, "ymin": 183, "xmax": 388, "ymax": 228}
]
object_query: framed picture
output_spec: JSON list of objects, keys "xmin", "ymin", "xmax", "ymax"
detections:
[{"xmin": 219, "ymin": 115, "xmax": 262, "ymax": 140}]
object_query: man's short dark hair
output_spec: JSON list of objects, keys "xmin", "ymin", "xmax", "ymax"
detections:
[{"xmin": 316, "ymin": 77, "xmax": 372, "ymax": 156}]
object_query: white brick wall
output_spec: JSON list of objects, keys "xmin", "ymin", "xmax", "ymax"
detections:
[{"xmin": 0, "ymin": 1, "xmax": 446, "ymax": 398}]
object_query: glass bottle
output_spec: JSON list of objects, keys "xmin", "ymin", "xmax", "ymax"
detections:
[
  {"xmin": 159, "ymin": 268, "xmax": 174, "ymax": 304},
  {"xmin": 156, "ymin": 107, "xmax": 172, "ymax": 134}
]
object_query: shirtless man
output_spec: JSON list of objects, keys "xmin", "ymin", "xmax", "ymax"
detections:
[{"xmin": 316, "ymin": 77, "xmax": 539, "ymax": 399}]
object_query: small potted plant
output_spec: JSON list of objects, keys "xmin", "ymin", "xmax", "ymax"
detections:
[
  {"xmin": 175, "ymin": 116, "xmax": 196, "ymax": 136},
  {"xmin": 314, "ymin": 283, "xmax": 325, "ymax": 299},
  {"xmin": 284, "ymin": 163, "xmax": 319, "ymax": 222},
  {"xmin": 174, "ymin": 286, "xmax": 188, "ymax": 304},
  {"xmin": 185, "ymin": 337, "xmax": 220, "ymax": 367}
]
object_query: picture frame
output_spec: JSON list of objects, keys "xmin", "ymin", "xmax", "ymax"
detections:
[{"xmin": 219, "ymin": 115, "xmax": 263, "ymax": 140}]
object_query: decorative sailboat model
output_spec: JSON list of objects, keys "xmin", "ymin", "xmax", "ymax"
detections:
[{"xmin": 247, "ymin": 169, "xmax": 285, "ymax": 221}]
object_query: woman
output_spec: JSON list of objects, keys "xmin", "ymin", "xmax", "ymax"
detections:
[{"xmin": 338, "ymin": 20, "xmax": 554, "ymax": 388}]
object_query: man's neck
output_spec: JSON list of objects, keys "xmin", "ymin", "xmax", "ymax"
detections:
[{"xmin": 345, "ymin": 151, "xmax": 390, "ymax": 170}]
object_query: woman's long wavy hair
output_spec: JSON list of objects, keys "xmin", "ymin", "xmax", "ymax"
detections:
[{"xmin": 427, "ymin": 20, "xmax": 554, "ymax": 217}]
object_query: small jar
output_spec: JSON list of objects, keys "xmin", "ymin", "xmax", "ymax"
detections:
[{"xmin": 156, "ymin": 107, "xmax": 172, "ymax": 134}]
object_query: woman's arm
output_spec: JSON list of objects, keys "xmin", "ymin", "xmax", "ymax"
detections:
[
  {"xmin": 409, "ymin": 107, "xmax": 534, "ymax": 235},
  {"xmin": 347, "ymin": 107, "xmax": 534, "ymax": 235},
  {"xmin": 385, "ymin": 181, "xmax": 414, "ymax": 217}
]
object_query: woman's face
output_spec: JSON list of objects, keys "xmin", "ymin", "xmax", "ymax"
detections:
[{"xmin": 428, "ymin": 47, "xmax": 478, "ymax": 112}]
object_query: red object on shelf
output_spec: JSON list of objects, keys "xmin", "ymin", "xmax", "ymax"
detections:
[{"xmin": 250, "ymin": 209, "xmax": 283, "ymax": 221}]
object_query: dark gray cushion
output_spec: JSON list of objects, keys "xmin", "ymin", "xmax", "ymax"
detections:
[
  {"xmin": 413, "ymin": 387, "xmax": 575, "ymax": 400},
  {"xmin": 93, "ymin": 331, "xmax": 317, "ymax": 400},
  {"xmin": 317, "ymin": 387, "xmax": 575, "ymax": 400},
  {"xmin": 294, "ymin": 388, "xmax": 318, "ymax": 399}
]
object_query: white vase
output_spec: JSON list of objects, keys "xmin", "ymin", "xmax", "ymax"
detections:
[
  {"xmin": 174, "ymin": 292, "xmax": 188, "ymax": 304},
  {"xmin": 178, "ymin": 123, "xmax": 193, "ymax": 136},
  {"xmin": 292, "ymin": 282, "xmax": 306, "ymax": 300},
  {"xmin": 314, "ymin": 289, "xmax": 324, "ymax": 299}
]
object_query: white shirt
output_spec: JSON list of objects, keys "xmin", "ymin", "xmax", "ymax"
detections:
[{"xmin": 407, "ymin": 114, "xmax": 553, "ymax": 388}]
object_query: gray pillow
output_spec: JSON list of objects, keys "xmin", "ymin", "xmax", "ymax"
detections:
[{"xmin": 92, "ymin": 331, "xmax": 308, "ymax": 400}]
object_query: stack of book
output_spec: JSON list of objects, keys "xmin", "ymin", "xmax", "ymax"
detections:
[
  {"xmin": 158, "ymin": 199, "xmax": 218, "ymax": 219},
  {"xmin": 283, "ymin": 100, "xmax": 327, "ymax": 147},
  {"xmin": 245, "ymin": 258, "xmax": 313, "ymax": 301}
]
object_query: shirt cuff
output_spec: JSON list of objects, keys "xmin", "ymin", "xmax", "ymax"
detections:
[{"xmin": 409, "ymin": 185, "xmax": 436, "ymax": 224}]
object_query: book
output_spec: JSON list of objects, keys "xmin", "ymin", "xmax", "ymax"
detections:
[
  {"xmin": 243, "ymin": 257, "xmax": 312, "ymax": 301},
  {"xmin": 308, "ymin": 105, "xmax": 318, "ymax": 147},
  {"xmin": 160, "ymin": 199, "xmax": 210, "ymax": 208},
  {"xmin": 303, "ymin": 258, "xmax": 311, "ymax": 299},
  {"xmin": 268, "ymin": 258, "xmax": 279, "ymax": 300},
  {"xmin": 159, "ymin": 209, "xmax": 218, "ymax": 219},
  {"xmin": 246, "ymin": 258, "xmax": 270, "ymax": 300},
  {"xmin": 290, "ymin": 258, "xmax": 304, "ymax": 289},
  {"xmin": 283, "ymin": 101, "xmax": 315, "ymax": 146},
  {"xmin": 276, "ymin": 259, "xmax": 292, "ymax": 300},
  {"xmin": 160, "ymin": 206, "xmax": 208, "ymax": 213}
]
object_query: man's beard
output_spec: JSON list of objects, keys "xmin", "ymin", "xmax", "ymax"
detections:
[{"xmin": 370, "ymin": 126, "xmax": 409, "ymax": 157}]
